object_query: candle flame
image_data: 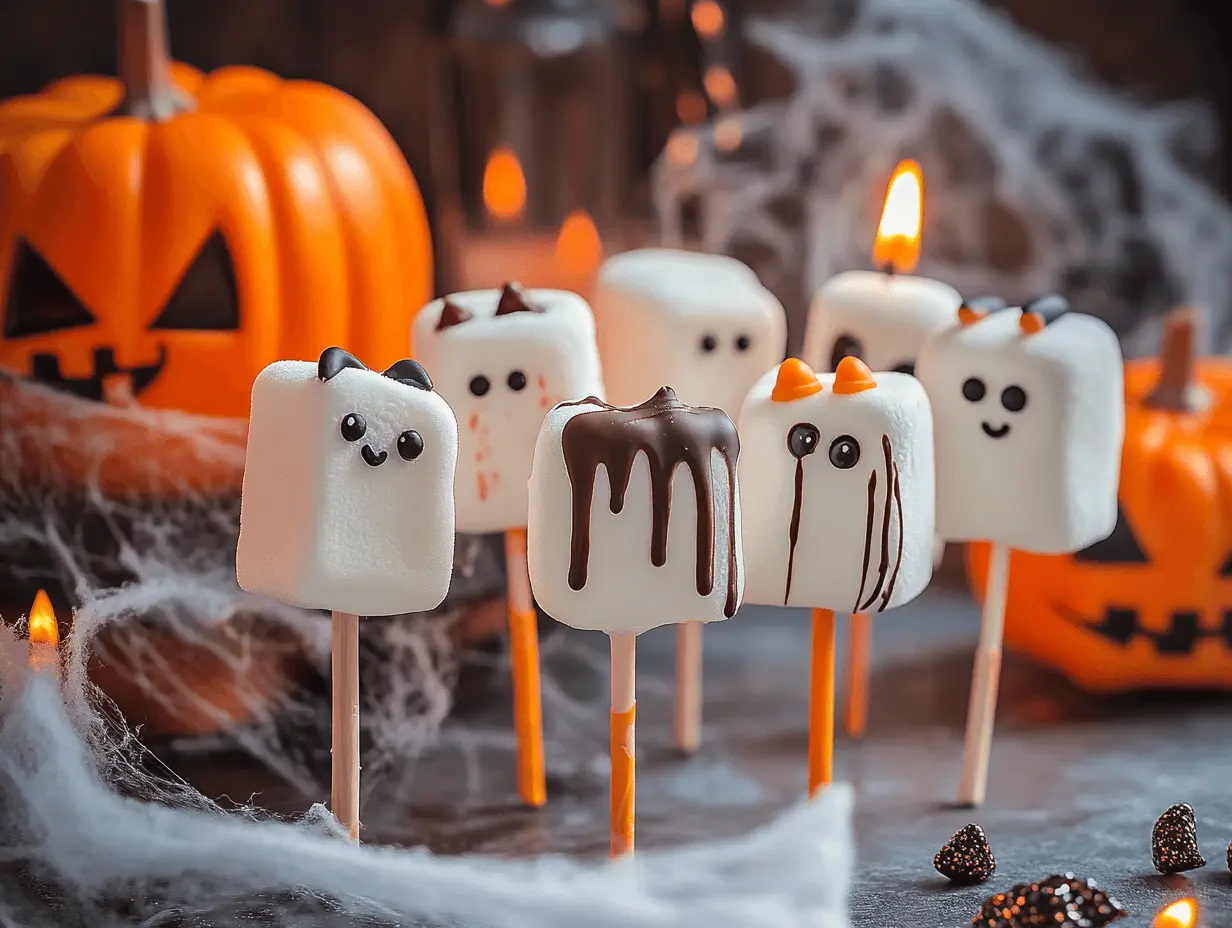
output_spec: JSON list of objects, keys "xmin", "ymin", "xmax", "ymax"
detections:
[
  {"xmin": 482, "ymin": 147, "xmax": 527, "ymax": 222},
  {"xmin": 1155, "ymin": 899, "xmax": 1198, "ymax": 928},
  {"xmin": 873, "ymin": 159, "xmax": 923, "ymax": 274},
  {"xmin": 28, "ymin": 590, "xmax": 59, "ymax": 649},
  {"xmin": 555, "ymin": 210, "xmax": 603, "ymax": 279}
]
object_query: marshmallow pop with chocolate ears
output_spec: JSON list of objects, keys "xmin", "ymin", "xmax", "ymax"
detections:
[
  {"xmin": 916, "ymin": 295, "xmax": 1124, "ymax": 806},
  {"xmin": 528, "ymin": 387, "xmax": 743, "ymax": 856},
  {"xmin": 412, "ymin": 283, "xmax": 605, "ymax": 808},
  {"xmin": 739, "ymin": 356, "xmax": 935, "ymax": 796}
]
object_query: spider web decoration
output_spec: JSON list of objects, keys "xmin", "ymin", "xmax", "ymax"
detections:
[{"xmin": 653, "ymin": 0, "xmax": 1232, "ymax": 354}]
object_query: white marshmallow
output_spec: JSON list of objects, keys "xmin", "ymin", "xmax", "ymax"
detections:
[
  {"xmin": 594, "ymin": 249, "xmax": 787, "ymax": 418},
  {"xmin": 738, "ymin": 358, "xmax": 935, "ymax": 613},
  {"xmin": 527, "ymin": 388, "xmax": 743, "ymax": 635},
  {"xmin": 916, "ymin": 302, "xmax": 1125, "ymax": 553},
  {"xmin": 412, "ymin": 285, "xmax": 605, "ymax": 534},
  {"xmin": 237, "ymin": 348, "xmax": 459, "ymax": 616},
  {"xmin": 802, "ymin": 270, "xmax": 962, "ymax": 376}
]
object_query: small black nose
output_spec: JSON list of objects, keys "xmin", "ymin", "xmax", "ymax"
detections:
[{"xmin": 361, "ymin": 445, "xmax": 388, "ymax": 467}]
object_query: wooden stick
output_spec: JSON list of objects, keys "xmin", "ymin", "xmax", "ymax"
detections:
[
  {"xmin": 843, "ymin": 613, "xmax": 871, "ymax": 739},
  {"xmin": 807, "ymin": 608, "xmax": 836, "ymax": 798},
  {"xmin": 505, "ymin": 528, "xmax": 546, "ymax": 808},
  {"xmin": 673, "ymin": 621, "xmax": 703, "ymax": 753},
  {"xmin": 957, "ymin": 542, "xmax": 1010, "ymax": 807},
  {"xmin": 609, "ymin": 632, "xmax": 636, "ymax": 858},
  {"xmin": 331, "ymin": 610, "xmax": 361, "ymax": 841}
]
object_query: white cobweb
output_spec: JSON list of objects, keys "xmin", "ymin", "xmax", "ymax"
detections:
[{"xmin": 653, "ymin": 0, "xmax": 1232, "ymax": 355}]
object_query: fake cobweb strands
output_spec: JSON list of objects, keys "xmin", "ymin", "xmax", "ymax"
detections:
[{"xmin": 652, "ymin": 0, "xmax": 1232, "ymax": 355}]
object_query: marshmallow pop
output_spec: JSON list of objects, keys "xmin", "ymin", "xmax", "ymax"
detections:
[
  {"xmin": 237, "ymin": 347, "xmax": 459, "ymax": 839},
  {"xmin": 412, "ymin": 282, "xmax": 604, "ymax": 808},
  {"xmin": 916, "ymin": 295, "xmax": 1124, "ymax": 806},
  {"xmin": 739, "ymin": 356, "xmax": 935, "ymax": 795},
  {"xmin": 593, "ymin": 248, "xmax": 786, "ymax": 753},
  {"xmin": 528, "ymin": 387, "xmax": 743, "ymax": 856}
]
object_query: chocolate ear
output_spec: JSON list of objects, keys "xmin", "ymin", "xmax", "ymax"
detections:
[
  {"xmin": 495, "ymin": 281, "xmax": 544, "ymax": 316},
  {"xmin": 383, "ymin": 359, "xmax": 433, "ymax": 391},
  {"xmin": 318, "ymin": 347, "xmax": 368, "ymax": 382},
  {"xmin": 436, "ymin": 299, "xmax": 473, "ymax": 331}
]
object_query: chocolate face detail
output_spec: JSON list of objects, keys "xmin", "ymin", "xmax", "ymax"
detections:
[
  {"xmin": 319, "ymin": 348, "xmax": 434, "ymax": 469},
  {"xmin": 340, "ymin": 413, "xmax": 366, "ymax": 442},
  {"xmin": 852, "ymin": 435, "xmax": 904, "ymax": 614},
  {"xmin": 436, "ymin": 299, "xmax": 473, "ymax": 331},
  {"xmin": 560, "ymin": 387, "xmax": 742, "ymax": 617},
  {"xmin": 962, "ymin": 374, "xmax": 1026, "ymax": 440},
  {"xmin": 494, "ymin": 281, "xmax": 543, "ymax": 316},
  {"xmin": 784, "ymin": 423, "xmax": 822, "ymax": 603}
]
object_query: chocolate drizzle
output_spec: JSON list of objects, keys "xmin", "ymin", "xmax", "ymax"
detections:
[
  {"xmin": 436, "ymin": 299, "xmax": 473, "ymax": 330},
  {"xmin": 853, "ymin": 471, "xmax": 877, "ymax": 610},
  {"xmin": 560, "ymin": 387, "xmax": 742, "ymax": 617},
  {"xmin": 495, "ymin": 281, "xmax": 543, "ymax": 316},
  {"xmin": 784, "ymin": 458, "xmax": 805, "ymax": 604},
  {"xmin": 856, "ymin": 435, "xmax": 896, "ymax": 612},
  {"xmin": 879, "ymin": 463, "xmax": 904, "ymax": 612}
]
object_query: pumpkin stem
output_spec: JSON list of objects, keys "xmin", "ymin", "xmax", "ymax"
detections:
[
  {"xmin": 1145, "ymin": 307, "xmax": 1210, "ymax": 413},
  {"xmin": 115, "ymin": 0, "xmax": 193, "ymax": 120}
]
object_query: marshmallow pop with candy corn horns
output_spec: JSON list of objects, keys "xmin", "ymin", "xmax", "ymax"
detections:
[
  {"xmin": 916, "ymin": 295, "xmax": 1124, "ymax": 806},
  {"xmin": 413, "ymin": 283, "xmax": 604, "ymax": 807},
  {"xmin": 528, "ymin": 387, "xmax": 743, "ymax": 856},
  {"xmin": 739, "ymin": 356, "xmax": 935, "ymax": 796}
]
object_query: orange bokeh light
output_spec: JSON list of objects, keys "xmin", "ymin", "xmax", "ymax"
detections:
[
  {"xmin": 482, "ymin": 147, "xmax": 527, "ymax": 222},
  {"xmin": 872, "ymin": 159, "xmax": 923, "ymax": 274},
  {"xmin": 28, "ymin": 589, "xmax": 59, "ymax": 649},
  {"xmin": 1154, "ymin": 899, "xmax": 1198, "ymax": 928},
  {"xmin": 555, "ymin": 210, "xmax": 603, "ymax": 279},
  {"xmin": 703, "ymin": 66, "xmax": 737, "ymax": 107},
  {"xmin": 691, "ymin": 0, "xmax": 726, "ymax": 38}
]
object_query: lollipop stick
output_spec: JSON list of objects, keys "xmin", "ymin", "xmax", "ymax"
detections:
[
  {"xmin": 609, "ymin": 632, "xmax": 636, "ymax": 858},
  {"xmin": 958, "ymin": 542, "xmax": 1010, "ymax": 807},
  {"xmin": 808, "ymin": 608, "xmax": 836, "ymax": 797},
  {"xmin": 673, "ymin": 621, "xmax": 703, "ymax": 753},
  {"xmin": 505, "ymin": 528, "xmax": 546, "ymax": 808},
  {"xmin": 330, "ymin": 610, "xmax": 360, "ymax": 841},
  {"xmin": 843, "ymin": 612, "xmax": 871, "ymax": 738}
]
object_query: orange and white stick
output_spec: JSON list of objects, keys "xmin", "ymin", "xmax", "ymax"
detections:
[
  {"xmin": 957, "ymin": 542, "xmax": 1010, "ymax": 807},
  {"xmin": 609, "ymin": 632, "xmax": 636, "ymax": 857},
  {"xmin": 842, "ymin": 613, "xmax": 871, "ymax": 738},
  {"xmin": 505, "ymin": 528, "xmax": 546, "ymax": 808},
  {"xmin": 808, "ymin": 608, "xmax": 837, "ymax": 797},
  {"xmin": 673, "ymin": 621, "xmax": 703, "ymax": 753},
  {"xmin": 331, "ymin": 610, "xmax": 361, "ymax": 840}
]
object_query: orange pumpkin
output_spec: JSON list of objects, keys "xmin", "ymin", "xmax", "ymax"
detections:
[
  {"xmin": 0, "ymin": 0, "xmax": 432, "ymax": 419},
  {"xmin": 968, "ymin": 309, "xmax": 1232, "ymax": 692}
]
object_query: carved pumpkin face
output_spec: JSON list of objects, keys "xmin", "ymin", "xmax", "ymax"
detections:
[
  {"xmin": 0, "ymin": 64, "xmax": 432, "ymax": 418},
  {"xmin": 968, "ymin": 357, "xmax": 1232, "ymax": 692}
]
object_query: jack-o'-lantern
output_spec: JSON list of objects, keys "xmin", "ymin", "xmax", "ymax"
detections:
[
  {"xmin": 0, "ymin": 0, "xmax": 432, "ymax": 419},
  {"xmin": 968, "ymin": 308, "xmax": 1232, "ymax": 692}
]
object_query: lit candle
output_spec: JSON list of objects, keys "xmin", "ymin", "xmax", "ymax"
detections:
[
  {"xmin": 1155, "ymin": 899, "xmax": 1198, "ymax": 928},
  {"xmin": 27, "ymin": 589, "xmax": 61, "ymax": 677}
]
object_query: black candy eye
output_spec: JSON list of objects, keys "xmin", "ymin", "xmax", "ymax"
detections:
[
  {"xmin": 1001, "ymin": 385, "xmax": 1027, "ymax": 412},
  {"xmin": 340, "ymin": 413, "xmax": 366, "ymax": 442},
  {"xmin": 700, "ymin": 334, "xmax": 718, "ymax": 353},
  {"xmin": 787, "ymin": 423, "xmax": 820, "ymax": 459},
  {"xmin": 828, "ymin": 435, "xmax": 860, "ymax": 469},
  {"xmin": 397, "ymin": 429, "xmax": 424, "ymax": 461},
  {"xmin": 507, "ymin": 370, "xmax": 527, "ymax": 391},
  {"xmin": 469, "ymin": 375, "xmax": 491, "ymax": 397},
  {"xmin": 735, "ymin": 334, "xmax": 751, "ymax": 352},
  {"xmin": 962, "ymin": 377, "xmax": 986, "ymax": 402}
]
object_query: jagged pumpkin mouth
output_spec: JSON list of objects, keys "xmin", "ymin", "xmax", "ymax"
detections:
[
  {"xmin": 25, "ymin": 345, "xmax": 167, "ymax": 403},
  {"xmin": 1052, "ymin": 601, "xmax": 1232, "ymax": 654}
]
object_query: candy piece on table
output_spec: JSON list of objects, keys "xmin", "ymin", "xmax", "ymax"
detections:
[
  {"xmin": 1152, "ymin": 802, "xmax": 1206, "ymax": 874},
  {"xmin": 527, "ymin": 387, "xmax": 743, "ymax": 634},
  {"xmin": 916, "ymin": 296, "xmax": 1125, "ymax": 554},
  {"xmin": 593, "ymin": 249, "xmax": 787, "ymax": 417},
  {"xmin": 738, "ymin": 357, "xmax": 936, "ymax": 613},
  {"xmin": 412, "ymin": 283, "xmax": 605, "ymax": 534},
  {"xmin": 236, "ymin": 347, "xmax": 459, "ymax": 616},
  {"xmin": 934, "ymin": 823, "xmax": 996, "ymax": 884}
]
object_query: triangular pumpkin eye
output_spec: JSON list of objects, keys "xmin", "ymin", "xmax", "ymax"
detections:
[
  {"xmin": 3, "ymin": 238, "xmax": 96, "ymax": 337},
  {"xmin": 150, "ymin": 232, "xmax": 240, "ymax": 331},
  {"xmin": 828, "ymin": 333, "xmax": 863, "ymax": 373},
  {"xmin": 1073, "ymin": 504, "xmax": 1148, "ymax": 564}
]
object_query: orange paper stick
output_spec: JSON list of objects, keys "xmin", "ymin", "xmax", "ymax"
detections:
[
  {"xmin": 609, "ymin": 632, "xmax": 636, "ymax": 858},
  {"xmin": 843, "ymin": 612, "xmax": 871, "ymax": 738},
  {"xmin": 808, "ymin": 608, "xmax": 836, "ymax": 797},
  {"xmin": 505, "ymin": 529, "xmax": 546, "ymax": 808}
]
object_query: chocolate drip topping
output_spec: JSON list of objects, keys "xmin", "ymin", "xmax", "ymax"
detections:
[
  {"xmin": 495, "ymin": 281, "xmax": 543, "ymax": 316},
  {"xmin": 560, "ymin": 387, "xmax": 742, "ymax": 617},
  {"xmin": 853, "ymin": 471, "xmax": 877, "ymax": 611},
  {"xmin": 878, "ymin": 463, "xmax": 904, "ymax": 612},
  {"xmin": 857, "ymin": 435, "xmax": 896, "ymax": 612},
  {"xmin": 436, "ymin": 299, "xmax": 473, "ymax": 330},
  {"xmin": 784, "ymin": 458, "xmax": 806, "ymax": 605}
]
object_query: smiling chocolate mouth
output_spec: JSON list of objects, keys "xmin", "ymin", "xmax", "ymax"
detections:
[
  {"xmin": 981, "ymin": 421, "xmax": 1010, "ymax": 439},
  {"xmin": 27, "ymin": 346, "xmax": 167, "ymax": 402},
  {"xmin": 1054, "ymin": 602, "xmax": 1232, "ymax": 653},
  {"xmin": 360, "ymin": 445, "xmax": 388, "ymax": 467}
]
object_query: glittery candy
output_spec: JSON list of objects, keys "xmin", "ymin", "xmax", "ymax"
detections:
[
  {"xmin": 935, "ymin": 823, "xmax": 996, "ymax": 884},
  {"xmin": 972, "ymin": 873, "xmax": 1127, "ymax": 927},
  {"xmin": 1151, "ymin": 803, "xmax": 1206, "ymax": 874}
]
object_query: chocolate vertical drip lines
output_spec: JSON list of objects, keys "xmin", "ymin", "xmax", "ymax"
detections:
[
  {"xmin": 853, "ymin": 471, "xmax": 878, "ymax": 613},
  {"xmin": 879, "ymin": 462, "xmax": 904, "ymax": 612},
  {"xmin": 560, "ymin": 388, "xmax": 742, "ymax": 617},
  {"xmin": 858, "ymin": 435, "xmax": 895, "ymax": 613},
  {"xmin": 784, "ymin": 458, "xmax": 806, "ymax": 605}
]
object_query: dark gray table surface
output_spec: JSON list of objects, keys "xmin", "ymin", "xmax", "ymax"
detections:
[{"xmin": 171, "ymin": 587, "xmax": 1232, "ymax": 928}]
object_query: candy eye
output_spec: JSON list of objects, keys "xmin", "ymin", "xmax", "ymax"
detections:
[
  {"xmin": 962, "ymin": 377, "xmax": 986, "ymax": 402},
  {"xmin": 340, "ymin": 413, "xmax": 366, "ymax": 442},
  {"xmin": 507, "ymin": 370, "xmax": 527, "ymax": 391},
  {"xmin": 787, "ymin": 423, "xmax": 820, "ymax": 459},
  {"xmin": 735, "ymin": 334, "xmax": 751, "ymax": 352},
  {"xmin": 397, "ymin": 429, "xmax": 424, "ymax": 461},
  {"xmin": 1001, "ymin": 385, "xmax": 1027, "ymax": 412},
  {"xmin": 700, "ymin": 334, "xmax": 718, "ymax": 353},
  {"xmin": 828, "ymin": 435, "xmax": 860, "ymax": 469},
  {"xmin": 469, "ymin": 375, "xmax": 491, "ymax": 397}
]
